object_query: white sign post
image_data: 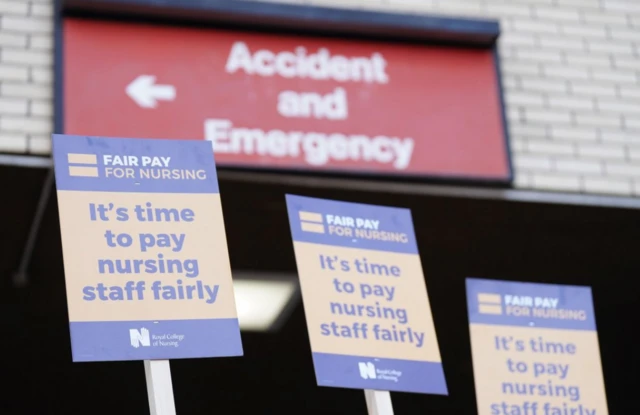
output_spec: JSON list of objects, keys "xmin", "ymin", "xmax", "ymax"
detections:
[
  {"xmin": 144, "ymin": 360, "xmax": 176, "ymax": 415},
  {"xmin": 365, "ymin": 390, "xmax": 394, "ymax": 415}
]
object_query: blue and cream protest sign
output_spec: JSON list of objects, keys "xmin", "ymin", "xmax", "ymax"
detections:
[
  {"xmin": 284, "ymin": 194, "xmax": 447, "ymax": 395},
  {"xmin": 52, "ymin": 134, "xmax": 243, "ymax": 362},
  {"xmin": 466, "ymin": 278, "xmax": 608, "ymax": 415}
]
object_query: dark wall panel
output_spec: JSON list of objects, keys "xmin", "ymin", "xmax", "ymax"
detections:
[{"xmin": 0, "ymin": 170, "xmax": 637, "ymax": 414}]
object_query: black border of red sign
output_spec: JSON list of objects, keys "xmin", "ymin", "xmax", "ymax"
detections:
[{"xmin": 54, "ymin": 0, "xmax": 513, "ymax": 187}]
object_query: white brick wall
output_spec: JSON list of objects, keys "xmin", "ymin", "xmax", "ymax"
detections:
[
  {"xmin": 2, "ymin": 0, "xmax": 640, "ymax": 197},
  {"xmin": 0, "ymin": 0, "xmax": 53, "ymax": 155}
]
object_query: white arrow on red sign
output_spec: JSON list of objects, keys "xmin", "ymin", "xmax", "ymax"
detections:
[{"xmin": 125, "ymin": 75, "xmax": 176, "ymax": 108}]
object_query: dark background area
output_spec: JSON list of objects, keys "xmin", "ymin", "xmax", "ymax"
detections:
[{"xmin": 0, "ymin": 164, "xmax": 638, "ymax": 414}]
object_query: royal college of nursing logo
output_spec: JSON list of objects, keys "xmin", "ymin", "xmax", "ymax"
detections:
[
  {"xmin": 129, "ymin": 328, "xmax": 150, "ymax": 348},
  {"xmin": 359, "ymin": 361, "xmax": 377, "ymax": 379},
  {"xmin": 128, "ymin": 327, "xmax": 186, "ymax": 348},
  {"xmin": 358, "ymin": 361, "xmax": 402, "ymax": 383}
]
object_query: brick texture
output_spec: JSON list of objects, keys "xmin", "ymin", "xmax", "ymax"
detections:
[
  {"xmin": 3, "ymin": 0, "xmax": 640, "ymax": 197},
  {"xmin": 0, "ymin": 0, "xmax": 53, "ymax": 155},
  {"xmin": 253, "ymin": 0, "xmax": 640, "ymax": 197}
]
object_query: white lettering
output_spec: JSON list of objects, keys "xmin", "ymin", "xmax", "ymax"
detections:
[
  {"xmin": 204, "ymin": 119, "xmax": 414, "ymax": 170},
  {"xmin": 253, "ymin": 50, "xmax": 275, "ymax": 76},
  {"xmin": 204, "ymin": 119, "xmax": 232, "ymax": 152},
  {"xmin": 225, "ymin": 41, "xmax": 254, "ymax": 74},
  {"xmin": 266, "ymin": 130, "xmax": 288, "ymax": 157},
  {"xmin": 103, "ymin": 155, "xmax": 138, "ymax": 166},
  {"xmin": 140, "ymin": 156, "xmax": 170, "ymax": 167},
  {"xmin": 277, "ymin": 88, "xmax": 347, "ymax": 120},
  {"xmin": 224, "ymin": 41, "xmax": 389, "ymax": 84},
  {"xmin": 371, "ymin": 53, "xmax": 389, "ymax": 83},
  {"xmin": 275, "ymin": 52, "xmax": 296, "ymax": 78}
]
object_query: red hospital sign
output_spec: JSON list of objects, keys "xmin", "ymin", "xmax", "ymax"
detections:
[{"xmin": 63, "ymin": 18, "xmax": 510, "ymax": 181}]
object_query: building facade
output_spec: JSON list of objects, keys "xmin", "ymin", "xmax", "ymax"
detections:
[
  {"xmin": 1, "ymin": 2, "xmax": 638, "ymax": 414},
  {"xmin": 1, "ymin": 0, "xmax": 640, "ymax": 195}
]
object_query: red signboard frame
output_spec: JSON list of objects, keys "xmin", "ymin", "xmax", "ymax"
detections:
[{"xmin": 56, "ymin": 0, "xmax": 512, "ymax": 186}]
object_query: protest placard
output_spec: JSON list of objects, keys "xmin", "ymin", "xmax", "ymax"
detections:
[
  {"xmin": 53, "ymin": 134, "xmax": 243, "ymax": 414},
  {"xmin": 466, "ymin": 278, "xmax": 608, "ymax": 415},
  {"xmin": 285, "ymin": 194, "xmax": 447, "ymax": 414}
]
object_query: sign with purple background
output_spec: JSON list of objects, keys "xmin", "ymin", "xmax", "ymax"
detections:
[
  {"xmin": 52, "ymin": 134, "xmax": 243, "ymax": 362},
  {"xmin": 466, "ymin": 278, "xmax": 609, "ymax": 415},
  {"xmin": 285, "ymin": 194, "xmax": 447, "ymax": 395}
]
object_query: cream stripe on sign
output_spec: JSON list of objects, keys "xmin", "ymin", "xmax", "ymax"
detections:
[
  {"xmin": 67, "ymin": 153, "xmax": 98, "ymax": 164},
  {"xmin": 301, "ymin": 222, "xmax": 325, "ymax": 233},
  {"xmin": 299, "ymin": 211, "xmax": 323, "ymax": 223},
  {"xmin": 69, "ymin": 166, "xmax": 99, "ymax": 177},
  {"xmin": 478, "ymin": 304, "xmax": 502, "ymax": 315},
  {"xmin": 477, "ymin": 293, "xmax": 501, "ymax": 304}
]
